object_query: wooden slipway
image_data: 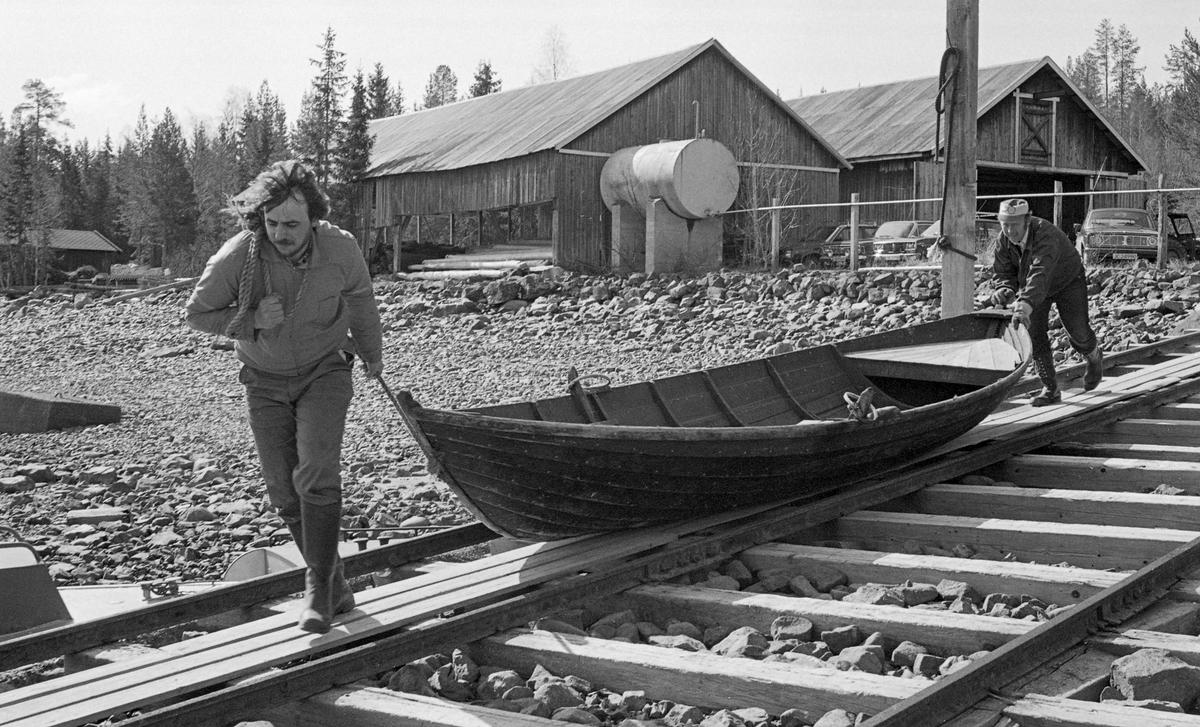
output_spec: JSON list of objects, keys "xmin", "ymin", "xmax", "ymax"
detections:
[{"xmin": 6, "ymin": 334, "xmax": 1200, "ymax": 727}]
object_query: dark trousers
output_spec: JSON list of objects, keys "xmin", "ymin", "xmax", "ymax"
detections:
[
  {"xmin": 1029, "ymin": 272, "xmax": 1098, "ymax": 360},
  {"xmin": 240, "ymin": 351, "xmax": 354, "ymax": 524}
]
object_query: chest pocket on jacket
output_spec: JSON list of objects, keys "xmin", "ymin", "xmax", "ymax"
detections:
[{"xmin": 306, "ymin": 271, "xmax": 343, "ymax": 330}]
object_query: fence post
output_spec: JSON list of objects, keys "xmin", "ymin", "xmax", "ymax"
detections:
[
  {"xmin": 1157, "ymin": 173, "xmax": 1167, "ymax": 270},
  {"xmin": 1053, "ymin": 180, "xmax": 1063, "ymax": 229},
  {"xmin": 770, "ymin": 196, "xmax": 781, "ymax": 271},
  {"xmin": 849, "ymin": 193, "xmax": 860, "ymax": 272}
]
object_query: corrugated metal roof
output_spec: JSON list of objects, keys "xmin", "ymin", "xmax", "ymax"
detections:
[
  {"xmin": 788, "ymin": 57, "xmax": 1146, "ymax": 171},
  {"xmin": 365, "ymin": 38, "xmax": 848, "ymax": 178},
  {"xmin": 0, "ymin": 229, "xmax": 122, "ymax": 252}
]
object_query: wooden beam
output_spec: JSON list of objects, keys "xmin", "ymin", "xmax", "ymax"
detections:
[
  {"xmin": 940, "ymin": 0, "xmax": 978, "ymax": 318},
  {"xmin": 983, "ymin": 453, "xmax": 1200, "ymax": 493},
  {"xmin": 0, "ymin": 388, "xmax": 121, "ymax": 433},
  {"xmin": 895, "ymin": 484, "xmax": 1200, "ymax": 530},
  {"xmin": 827, "ymin": 511, "xmax": 1195, "ymax": 571},
  {"xmin": 1002, "ymin": 693, "xmax": 1200, "ymax": 727},
  {"xmin": 603, "ymin": 584, "xmax": 1031, "ymax": 654},
  {"xmin": 1035, "ymin": 442, "xmax": 1200, "ymax": 463},
  {"xmin": 473, "ymin": 629, "xmax": 923, "ymax": 724},
  {"xmin": 1063, "ymin": 419, "xmax": 1200, "ymax": 447},
  {"xmin": 738, "ymin": 543, "xmax": 1122, "ymax": 606},
  {"xmin": 262, "ymin": 687, "xmax": 551, "ymax": 727},
  {"xmin": 1091, "ymin": 628, "xmax": 1200, "ymax": 664}
]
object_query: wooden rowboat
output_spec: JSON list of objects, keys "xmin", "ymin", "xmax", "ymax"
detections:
[{"xmin": 390, "ymin": 312, "xmax": 1032, "ymax": 541}]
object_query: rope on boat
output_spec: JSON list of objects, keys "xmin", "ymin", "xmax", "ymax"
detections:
[
  {"xmin": 567, "ymin": 372, "xmax": 612, "ymax": 392},
  {"xmin": 843, "ymin": 388, "xmax": 901, "ymax": 422}
]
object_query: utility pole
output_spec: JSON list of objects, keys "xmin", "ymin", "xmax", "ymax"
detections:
[{"xmin": 941, "ymin": 0, "xmax": 979, "ymax": 318}]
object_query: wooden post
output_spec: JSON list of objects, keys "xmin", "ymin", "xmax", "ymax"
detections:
[
  {"xmin": 1053, "ymin": 180, "xmax": 1063, "ymax": 229},
  {"xmin": 449, "ymin": 213, "xmax": 455, "ymax": 248},
  {"xmin": 1158, "ymin": 173, "xmax": 1168, "ymax": 270},
  {"xmin": 849, "ymin": 193, "xmax": 860, "ymax": 272},
  {"xmin": 415, "ymin": 215, "xmax": 422, "ymax": 246},
  {"xmin": 478, "ymin": 210, "xmax": 484, "ymax": 248},
  {"xmin": 390, "ymin": 226, "xmax": 400, "ymax": 273},
  {"xmin": 940, "ymin": 0, "xmax": 979, "ymax": 318},
  {"xmin": 770, "ymin": 196, "xmax": 781, "ymax": 271}
]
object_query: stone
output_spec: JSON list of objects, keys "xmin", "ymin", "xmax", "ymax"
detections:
[
  {"xmin": 890, "ymin": 641, "xmax": 929, "ymax": 668},
  {"xmin": 813, "ymin": 709, "xmax": 856, "ymax": 727},
  {"xmin": 534, "ymin": 681, "xmax": 583, "ymax": 712},
  {"xmin": 551, "ymin": 706, "xmax": 603, "ymax": 724},
  {"xmin": 450, "ymin": 648, "xmax": 478, "ymax": 682},
  {"xmin": 614, "ymin": 622, "xmax": 641, "ymax": 642},
  {"xmin": 913, "ymin": 652, "xmax": 946, "ymax": 677},
  {"xmin": 665, "ymin": 703, "xmax": 706, "ymax": 726},
  {"xmin": 592, "ymin": 609, "xmax": 637, "ymax": 630},
  {"xmin": 730, "ymin": 707, "xmax": 769, "ymax": 726},
  {"xmin": 386, "ymin": 665, "xmax": 438, "ymax": 696},
  {"xmin": 721, "ymin": 558, "xmax": 754, "ymax": 587},
  {"xmin": 833, "ymin": 645, "xmax": 885, "ymax": 674},
  {"xmin": 778, "ymin": 709, "xmax": 807, "ymax": 727},
  {"xmin": 791, "ymin": 562, "xmax": 849, "ymax": 592},
  {"xmin": 770, "ymin": 615, "xmax": 814, "ymax": 642},
  {"xmin": 936, "ymin": 579, "xmax": 982, "ymax": 605},
  {"xmin": 820, "ymin": 624, "xmax": 860, "ymax": 654},
  {"xmin": 897, "ymin": 581, "xmax": 940, "ymax": 606},
  {"xmin": 698, "ymin": 709, "xmax": 747, "ymax": 727},
  {"xmin": 787, "ymin": 574, "xmax": 824, "ymax": 598},
  {"xmin": 841, "ymin": 584, "xmax": 905, "ymax": 607},
  {"xmin": 179, "ymin": 506, "xmax": 216, "ymax": 523},
  {"xmin": 65, "ymin": 507, "xmax": 128, "ymax": 525},
  {"xmin": 982, "ymin": 593, "xmax": 1021, "ymax": 612},
  {"xmin": 429, "ymin": 665, "xmax": 472, "ymax": 701},
  {"xmin": 710, "ymin": 626, "xmax": 769, "ymax": 658},
  {"xmin": 665, "ymin": 619, "xmax": 704, "ymax": 641},
  {"xmin": 476, "ymin": 669, "xmax": 525, "ymax": 700},
  {"xmin": 703, "ymin": 574, "xmax": 741, "ymax": 591},
  {"xmin": 532, "ymin": 618, "xmax": 589, "ymax": 637},
  {"xmin": 1110, "ymin": 648, "xmax": 1200, "ymax": 705}
]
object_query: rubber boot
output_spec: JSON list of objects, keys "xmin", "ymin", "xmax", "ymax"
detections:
[
  {"xmin": 285, "ymin": 519, "xmax": 354, "ymax": 615},
  {"xmin": 1030, "ymin": 354, "xmax": 1061, "ymax": 407},
  {"xmin": 297, "ymin": 502, "xmax": 343, "ymax": 634},
  {"xmin": 1083, "ymin": 346, "xmax": 1104, "ymax": 392}
]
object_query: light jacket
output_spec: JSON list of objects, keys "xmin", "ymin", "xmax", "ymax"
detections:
[{"xmin": 185, "ymin": 221, "xmax": 382, "ymax": 375}]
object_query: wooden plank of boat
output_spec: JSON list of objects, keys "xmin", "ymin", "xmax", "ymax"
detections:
[{"xmin": 844, "ymin": 337, "xmax": 1022, "ymax": 370}]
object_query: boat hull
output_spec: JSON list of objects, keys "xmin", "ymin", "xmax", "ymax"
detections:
[{"xmin": 395, "ymin": 313, "xmax": 1030, "ymax": 540}]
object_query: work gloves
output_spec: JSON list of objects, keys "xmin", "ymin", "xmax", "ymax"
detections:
[{"xmin": 989, "ymin": 287, "xmax": 1015, "ymax": 307}]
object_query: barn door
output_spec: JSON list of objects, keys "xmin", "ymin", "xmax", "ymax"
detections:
[{"xmin": 1018, "ymin": 97, "xmax": 1055, "ymax": 167}]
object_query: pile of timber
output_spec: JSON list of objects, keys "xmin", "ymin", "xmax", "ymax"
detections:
[{"xmin": 399, "ymin": 246, "xmax": 554, "ymax": 281}]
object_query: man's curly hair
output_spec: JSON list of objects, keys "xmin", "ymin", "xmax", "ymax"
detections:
[{"xmin": 228, "ymin": 159, "xmax": 331, "ymax": 234}]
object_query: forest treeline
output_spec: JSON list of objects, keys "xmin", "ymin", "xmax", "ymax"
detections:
[{"xmin": 0, "ymin": 21, "xmax": 1197, "ymax": 287}]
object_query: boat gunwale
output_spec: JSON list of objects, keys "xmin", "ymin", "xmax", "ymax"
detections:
[{"xmin": 400, "ymin": 357, "xmax": 1028, "ymax": 443}]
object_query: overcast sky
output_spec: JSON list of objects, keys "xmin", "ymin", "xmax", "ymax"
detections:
[{"xmin": 3, "ymin": 0, "xmax": 1196, "ymax": 146}]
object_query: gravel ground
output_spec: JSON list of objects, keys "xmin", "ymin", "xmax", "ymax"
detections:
[{"xmin": 2, "ymin": 263, "xmax": 1197, "ymax": 587}]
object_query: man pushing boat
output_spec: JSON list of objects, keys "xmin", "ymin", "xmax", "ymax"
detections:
[{"xmin": 990, "ymin": 198, "xmax": 1103, "ymax": 406}]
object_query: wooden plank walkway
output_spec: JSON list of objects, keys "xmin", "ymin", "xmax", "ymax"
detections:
[{"xmin": 6, "ymin": 346, "xmax": 1200, "ymax": 727}]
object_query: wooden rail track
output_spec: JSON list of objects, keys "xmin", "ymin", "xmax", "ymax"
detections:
[{"xmin": 6, "ymin": 332, "xmax": 1200, "ymax": 727}]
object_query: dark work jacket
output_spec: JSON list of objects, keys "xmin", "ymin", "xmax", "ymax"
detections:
[{"xmin": 992, "ymin": 217, "xmax": 1085, "ymax": 310}]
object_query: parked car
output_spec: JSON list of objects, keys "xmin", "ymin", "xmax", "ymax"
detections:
[
  {"xmin": 779, "ymin": 223, "xmax": 879, "ymax": 267},
  {"xmin": 1077, "ymin": 208, "xmax": 1197, "ymax": 265},
  {"xmin": 822, "ymin": 220, "xmax": 933, "ymax": 266},
  {"xmin": 921, "ymin": 216, "xmax": 1003, "ymax": 265}
]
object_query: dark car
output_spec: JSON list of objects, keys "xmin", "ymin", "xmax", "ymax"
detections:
[
  {"xmin": 1078, "ymin": 208, "xmax": 1193, "ymax": 265},
  {"xmin": 780, "ymin": 223, "xmax": 879, "ymax": 267},
  {"xmin": 822, "ymin": 220, "xmax": 933, "ymax": 267}
]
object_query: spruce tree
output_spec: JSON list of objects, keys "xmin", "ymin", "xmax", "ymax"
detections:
[
  {"xmin": 469, "ymin": 60, "xmax": 502, "ymax": 98},
  {"xmin": 293, "ymin": 27, "xmax": 348, "ymax": 187},
  {"xmin": 421, "ymin": 65, "xmax": 458, "ymax": 109}
]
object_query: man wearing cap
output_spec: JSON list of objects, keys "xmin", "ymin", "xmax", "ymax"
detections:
[{"xmin": 990, "ymin": 198, "xmax": 1103, "ymax": 406}]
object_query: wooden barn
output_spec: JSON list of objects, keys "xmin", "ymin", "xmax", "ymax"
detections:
[
  {"xmin": 0, "ymin": 229, "xmax": 124, "ymax": 272},
  {"xmin": 360, "ymin": 39, "xmax": 849, "ymax": 272},
  {"xmin": 788, "ymin": 57, "xmax": 1148, "ymax": 231}
]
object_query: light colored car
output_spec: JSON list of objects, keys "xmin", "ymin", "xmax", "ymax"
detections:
[
  {"xmin": 823, "ymin": 220, "xmax": 933, "ymax": 266},
  {"xmin": 1078, "ymin": 208, "xmax": 1195, "ymax": 264}
]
